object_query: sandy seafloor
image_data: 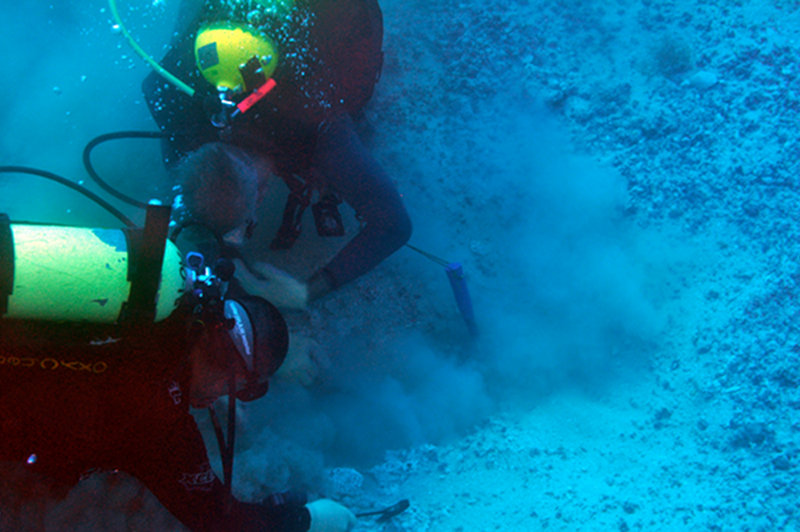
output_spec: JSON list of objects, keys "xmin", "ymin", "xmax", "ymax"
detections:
[{"xmin": 2, "ymin": 0, "xmax": 800, "ymax": 530}]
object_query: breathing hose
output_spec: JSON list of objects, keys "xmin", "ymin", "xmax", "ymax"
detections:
[
  {"xmin": 108, "ymin": 0, "xmax": 196, "ymax": 96},
  {"xmin": 0, "ymin": 166, "xmax": 135, "ymax": 228},
  {"xmin": 82, "ymin": 130, "xmax": 168, "ymax": 209}
]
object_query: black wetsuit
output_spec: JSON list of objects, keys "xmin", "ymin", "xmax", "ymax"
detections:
[
  {"xmin": 0, "ymin": 318, "xmax": 309, "ymax": 532},
  {"xmin": 143, "ymin": 0, "xmax": 411, "ymax": 291}
]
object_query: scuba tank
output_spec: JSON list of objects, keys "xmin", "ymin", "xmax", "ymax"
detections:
[{"xmin": 0, "ymin": 207, "xmax": 184, "ymax": 325}]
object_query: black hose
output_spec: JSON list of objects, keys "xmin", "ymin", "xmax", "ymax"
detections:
[
  {"xmin": 82, "ymin": 131, "xmax": 232, "ymax": 249},
  {"xmin": 0, "ymin": 166, "xmax": 136, "ymax": 228},
  {"xmin": 82, "ymin": 130, "xmax": 168, "ymax": 209},
  {"xmin": 356, "ymin": 499, "xmax": 410, "ymax": 521}
]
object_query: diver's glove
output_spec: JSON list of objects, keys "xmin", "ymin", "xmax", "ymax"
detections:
[
  {"xmin": 274, "ymin": 334, "xmax": 330, "ymax": 387},
  {"xmin": 305, "ymin": 499, "xmax": 357, "ymax": 532},
  {"xmin": 306, "ymin": 269, "xmax": 335, "ymax": 303},
  {"xmin": 233, "ymin": 259, "xmax": 309, "ymax": 310}
]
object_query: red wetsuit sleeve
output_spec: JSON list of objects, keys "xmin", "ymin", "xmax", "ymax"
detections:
[{"xmin": 123, "ymin": 407, "xmax": 309, "ymax": 532}]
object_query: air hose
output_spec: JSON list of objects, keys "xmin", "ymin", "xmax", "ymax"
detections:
[
  {"xmin": 82, "ymin": 130, "xmax": 168, "ymax": 209},
  {"xmin": 0, "ymin": 166, "xmax": 135, "ymax": 228},
  {"xmin": 108, "ymin": 0, "xmax": 195, "ymax": 96},
  {"xmin": 356, "ymin": 499, "xmax": 410, "ymax": 522}
]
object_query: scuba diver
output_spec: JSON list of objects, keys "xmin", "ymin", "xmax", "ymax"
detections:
[
  {"xmin": 141, "ymin": 0, "xmax": 412, "ymax": 308},
  {"xmin": 0, "ymin": 209, "xmax": 357, "ymax": 531}
]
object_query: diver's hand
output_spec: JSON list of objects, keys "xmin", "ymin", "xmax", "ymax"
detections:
[
  {"xmin": 306, "ymin": 499, "xmax": 357, "ymax": 532},
  {"xmin": 274, "ymin": 334, "xmax": 330, "ymax": 387},
  {"xmin": 232, "ymin": 259, "xmax": 309, "ymax": 310}
]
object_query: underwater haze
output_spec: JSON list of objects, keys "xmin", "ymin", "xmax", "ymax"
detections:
[{"xmin": 2, "ymin": 0, "xmax": 800, "ymax": 530}]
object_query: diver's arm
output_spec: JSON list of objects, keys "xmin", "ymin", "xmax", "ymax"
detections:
[
  {"xmin": 127, "ymin": 410, "xmax": 310, "ymax": 532},
  {"xmin": 308, "ymin": 114, "xmax": 412, "ymax": 298}
]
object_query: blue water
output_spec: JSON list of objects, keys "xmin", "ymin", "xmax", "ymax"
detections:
[{"xmin": 2, "ymin": 0, "xmax": 799, "ymax": 530}]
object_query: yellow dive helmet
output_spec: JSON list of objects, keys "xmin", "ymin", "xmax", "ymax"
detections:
[{"xmin": 194, "ymin": 23, "xmax": 278, "ymax": 93}]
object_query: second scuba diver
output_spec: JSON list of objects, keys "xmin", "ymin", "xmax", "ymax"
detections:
[
  {"xmin": 142, "ymin": 0, "xmax": 412, "ymax": 308},
  {"xmin": 0, "ymin": 217, "xmax": 357, "ymax": 531}
]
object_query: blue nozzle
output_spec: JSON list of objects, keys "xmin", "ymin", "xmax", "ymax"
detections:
[{"xmin": 445, "ymin": 262, "xmax": 478, "ymax": 337}]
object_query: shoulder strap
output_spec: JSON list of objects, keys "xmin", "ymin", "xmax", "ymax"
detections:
[
  {"xmin": 0, "ymin": 214, "xmax": 13, "ymax": 316},
  {"xmin": 122, "ymin": 204, "xmax": 172, "ymax": 326}
]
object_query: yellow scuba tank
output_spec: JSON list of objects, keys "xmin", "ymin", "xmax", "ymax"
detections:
[{"xmin": 0, "ymin": 223, "xmax": 184, "ymax": 324}]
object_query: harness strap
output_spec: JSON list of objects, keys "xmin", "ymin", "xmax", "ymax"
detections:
[
  {"xmin": 271, "ymin": 174, "xmax": 313, "ymax": 250},
  {"xmin": 208, "ymin": 387, "xmax": 237, "ymax": 506},
  {"xmin": 122, "ymin": 204, "xmax": 172, "ymax": 325},
  {"xmin": 271, "ymin": 171, "xmax": 345, "ymax": 249},
  {"xmin": 0, "ymin": 214, "xmax": 13, "ymax": 316}
]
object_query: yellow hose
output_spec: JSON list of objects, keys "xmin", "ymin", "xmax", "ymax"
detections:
[{"xmin": 108, "ymin": 0, "xmax": 196, "ymax": 97}]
